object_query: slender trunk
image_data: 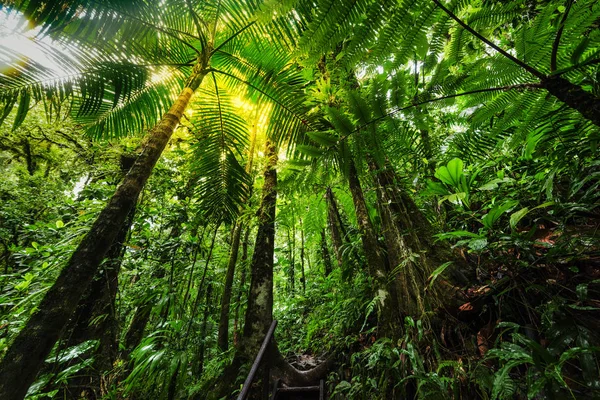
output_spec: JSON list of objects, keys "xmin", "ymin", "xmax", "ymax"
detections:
[
  {"xmin": 23, "ymin": 138, "xmax": 35, "ymax": 175},
  {"xmin": 320, "ymin": 229, "xmax": 333, "ymax": 277},
  {"xmin": 420, "ymin": 129, "xmax": 436, "ymax": 177},
  {"xmin": 209, "ymin": 142, "xmax": 277, "ymax": 400},
  {"xmin": 241, "ymin": 141, "xmax": 277, "ymax": 357},
  {"xmin": 123, "ymin": 303, "xmax": 152, "ymax": 356},
  {"xmin": 233, "ymin": 227, "xmax": 250, "ymax": 346},
  {"xmin": 196, "ymin": 284, "xmax": 213, "ymax": 376},
  {"xmin": 0, "ymin": 65, "xmax": 208, "ymax": 400},
  {"xmin": 325, "ymin": 187, "xmax": 344, "ymax": 268},
  {"xmin": 217, "ymin": 222, "xmax": 243, "ymax": 351},
  {"xmin": 287, "ymin": 227, "xmax": 295, "ymax": 294},
  {"xmin": 299, "ymin": 218, "xmax": 306, "ymax": 293},
  {"xmin": 184, "ymin": 223, "xmax": 220, "ymax": 346}
]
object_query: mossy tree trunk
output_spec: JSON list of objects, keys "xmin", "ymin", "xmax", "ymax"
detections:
[
  {"xmin": 347, "ymin": 159, "xmax": 402, "ymax": 336},
  {"xmin": 241, "ymin": 141, "xmax": 278, "ymax": 356},
  {"xmin": 0, "ymin": 65, "xmax": 208, "ymax": 400},
  {"xmin": 370, "ymin": 160, "xmax": 465, "ymax": 319},
  {"xmin": 61, "ymin": 203, "xmax": 136, "ymax": 399}
]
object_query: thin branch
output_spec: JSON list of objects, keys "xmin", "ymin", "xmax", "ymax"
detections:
[
  {"xmin": 336, "ymin": 83, "xmax": 543, "ymax": 145},
  {"xmin": 551, "ymin": 0, "xmax": 574, "ymax": 72},
  {"xmin": 211, "ymin": 21, "xmax": 257, "ymax": 55},
  {"xmin": 431, "ymin": 0, "xmax": 545, "ymax": 79}
]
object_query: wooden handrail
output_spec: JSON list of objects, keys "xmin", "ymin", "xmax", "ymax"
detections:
[{"xmin": 236, "ymin": 320, "xmax": 278, "ymax": 400}]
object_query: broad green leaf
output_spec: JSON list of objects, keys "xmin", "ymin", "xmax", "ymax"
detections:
[
  {"xmin": 510, "ymin": 207, "xmax": 530, "ymax": 230},
  {"xmin": 468, "ymin": 238, "xmax": 488, "ymax": 250},
  {"xmin": 482, "ymin": 200, "xmax": 519, "ymax": 229},
  {"xmin": 435, "ymin": 158, "xmax": 464, "ymax": 188}
]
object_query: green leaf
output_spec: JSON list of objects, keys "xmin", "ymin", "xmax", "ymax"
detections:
[
  {"xmin": 510, "ymin": 207, "xmax": 529, "ymax": 230},
  {"xmin": 435, "ymin": 158, "xmax": 464, "ymax": 188},
  {"xmin": 482, "ymin": 200, "xmax": 518, "ymax": 229},
  {"xmin": 571, "ymin": 37, "xmax": 591, "ymax": 65},
  {"xmin": 13, "ymin": 90, "xmax": 31, "ymax": 131},
  {"xmin": 306, "ymin": 131, "xmax": 338, "ymax": 146},
  {"xmin": 426, "ymin": 180, "xmax": 450, "ymax": 196},
  {"xmin": 576, "ymin": 283, "xmax": 588, "ymax": 301},
  {"xmin": 468, "ymin": 238, "xmax": 488, "ymax": 251},
  {"xmin": 428, "ymin": 262, "xmax": 453, "ymax": 287},
  {"xmin": 56, "ymin": 220, "xmax": 64, "ymax": 228}
]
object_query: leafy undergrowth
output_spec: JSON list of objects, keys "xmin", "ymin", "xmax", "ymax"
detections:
[{"xmin": 271, "ymin": 157, "xmax": 600, "ymax": 400}]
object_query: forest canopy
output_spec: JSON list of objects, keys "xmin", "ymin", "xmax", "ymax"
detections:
[{"xmin": 0, "ymin": 0, "xmax": 599, "ymax": 399}]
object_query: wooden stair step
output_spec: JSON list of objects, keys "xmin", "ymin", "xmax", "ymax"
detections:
[{"xmin": 276, "ymin": 385, "xmax": 320, "ymax": 393}]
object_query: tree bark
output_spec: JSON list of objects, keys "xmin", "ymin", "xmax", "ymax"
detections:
[
  {"xmin": 233, "ymin": 227, "xmax": 250, "ymax": 346},
  {"xmin": 217, "ymin": 222, "xmax": 243, "ymax": 351},
  {"xmin": 299, "ymin": 218, "xmax": 306, "ymax": 293},
  {"xmin": 0, "ymin": 65, "xmax": 208, "ymax": 400},
  {"xmin": 287, "ymin": 227, "xmax": 295, "ymax": 294},
  {"xmin": 347, "ymin": 160, "xmax": 387, "ymax": 280},
  {"xmin": 195, "ymin": 283, "xmax": 213, "ymax": 376},
  {"xmin": 542, "ymin": 75, "xmax": 600, "ymax": 128},
  {"xmin": 370, "ymin": 160, "xmax": 463, "ymax": 319},
  {"xmin": 320, "ymin": 229, "xmax": 333, "ymax": 277},
  {"xmin": 241, "ymin": 141, "xmax": 278, "ymax": 356},
  {"xmin": 325, "ymin": 187, "xmax": 345, "ymax": 268},
  {"xmin": 347, "ymin": 159, "xmax": 402, "ymax": 336},
  {"xmin": 62, "ymin": 203, "xmax": 136, "ymax": 399}
]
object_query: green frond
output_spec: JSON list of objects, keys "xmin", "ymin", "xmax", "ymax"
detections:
[
  {"xmin": 188, "ymin": 76, "xmax": 252, "ymax": 223},
  {"xmin": 211, "ymin": 39, "xmax": 313, "ymax": 153},
  {"xmin": 75, "ymin": 66, "xmax": 187, "ymax": 139}
]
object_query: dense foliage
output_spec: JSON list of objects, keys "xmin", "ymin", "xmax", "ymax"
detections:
[{"xmin": 1, "ymin": 0, "xmax": 599, "ymax": 399}]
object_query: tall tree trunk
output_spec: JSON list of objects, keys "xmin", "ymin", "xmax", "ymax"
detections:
[
  {"xmin": 287, "ymin": 227, "xmax": 295, "ymax": 294},
  {"xmin": 209, "ymin": 145, "xmax": 331, "ymax": 399},
  {"xmin": 62, "ymin": 203, "xmax": 136, "ymax": 399},
  {"xmin": 347, "ymin": 160, "xmax": 386, "ymax": 280},
  {"xmin": 233, "ymin": 227, "xmax": 250, "ymax": 346},
  {"xmin": 325, "ymin": 187, "xmax": 345, "ymax": 268},
  {"xmin": 0, "ymin": 65, "xmax": 208, "ymax": 400},
  {"xmin": 347, "ymin": 159, "xmax": 402, "ymax": 336},
  {"xmin": 217, "ymin": 222, "xmax": 243, "ymax": 351},
  {"xmin": 299, "ymin": 218, "xmax": 306, "ymax": 293},
  {"xmin": 320, "ymin": 229, "xmax": 333, "ymax": 277},
  {"xmin": 241, "ymin": 141, "xmax": 278, "ymax": 356},
  {"xmin": 195, "ymin": 283, "xmax": 213, "ymax": 376},
  {"xmin": 370, "ymin": 160, "xmax": 463, "ymax": 318}
]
